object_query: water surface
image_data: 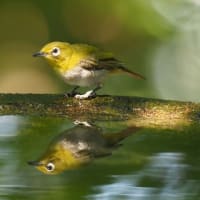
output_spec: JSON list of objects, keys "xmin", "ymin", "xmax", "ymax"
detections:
[{"xmin": 0, "ymin": 115, "xmax": 199, "ymax": 200}]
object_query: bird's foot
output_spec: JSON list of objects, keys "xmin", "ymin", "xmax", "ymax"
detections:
[
  {"xmin": 64, "ymin": 92, "xmax": 79, "ymax": 98},
  {"xmin": 74, "ymin": 90, "xmax": 96, "ymax": 100}
]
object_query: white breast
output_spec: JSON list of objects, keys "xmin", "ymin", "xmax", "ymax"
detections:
[{"xmin": 63, "ymin": 66, "xmax": 107, "ymax": 87}]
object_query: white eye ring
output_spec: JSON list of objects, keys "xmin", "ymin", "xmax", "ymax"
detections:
[
  {"xmin": 46, "ymin": 162, "xmax": 55, "ymax": 172},
  {"xmin": 51, "ymin": 47, "xmax": 60, "ymax": 57}
]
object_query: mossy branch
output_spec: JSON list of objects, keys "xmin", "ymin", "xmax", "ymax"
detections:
[{"xmin": 0, "ymin": 94, "xmax": 199, "ymax": 129}]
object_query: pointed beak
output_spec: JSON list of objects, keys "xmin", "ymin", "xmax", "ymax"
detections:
[
  {"xmin": 32, "ymin": 51, "xmax": 46, "ymax": 57},
  {"xmin": 27, "ymin": 160, "xmax": 43, "ymax": 166}
]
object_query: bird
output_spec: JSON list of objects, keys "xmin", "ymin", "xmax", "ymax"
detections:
[
  {"xmin": 33, "ymin": 41, "xmax": 145, "ymax": 99},
  {"xmin": 27, "ymin": 121, "xmax": 139, "ymax": 175}
]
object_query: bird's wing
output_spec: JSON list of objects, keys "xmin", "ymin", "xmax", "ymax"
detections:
[
  {"xmin": 79, "ymin": 56, "xmax": 145, "ymax": 79},
  {"xmin": 79, "ymin": 57, "xmax": 122, "ymax": 71}
]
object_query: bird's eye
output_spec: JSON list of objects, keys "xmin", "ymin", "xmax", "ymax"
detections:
[
  {"xmin": 51, "ymin": 47, "xmax": 60, "ymax": 57},
  {"xmin": 46, "ymin": 162, "xmax": 55, "ymax": 172}
]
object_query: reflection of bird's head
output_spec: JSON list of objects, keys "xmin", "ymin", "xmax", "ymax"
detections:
[
  {"xmin": 28, "ymin": 140, "xmax": 88, "ymax": 175},
  {"xmin": 28, "ymin": 125, "xmax": 100, "ymax": 175}
]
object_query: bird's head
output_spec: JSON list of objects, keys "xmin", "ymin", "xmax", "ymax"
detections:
[
  {"xmin": 28, "ymin": 159, "xmax": 58, "ymax": 175},
  {"xmin": 33, "ymin": 41, "xmax": 73, "ymax": 71}
]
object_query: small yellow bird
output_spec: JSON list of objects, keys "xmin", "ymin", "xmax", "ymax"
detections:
[{"xmin": 33, "ymin": 41, "xmax": 145, "ymax": 99}]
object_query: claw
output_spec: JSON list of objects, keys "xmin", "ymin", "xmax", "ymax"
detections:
[{"xmin": 64, "ymin": 86, "xmax": 80, "ymax": 98}]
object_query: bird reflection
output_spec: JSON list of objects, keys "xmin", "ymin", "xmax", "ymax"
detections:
[{"xmin": 28, "ymin": 121, "xmax": 139, "ymax": 175}]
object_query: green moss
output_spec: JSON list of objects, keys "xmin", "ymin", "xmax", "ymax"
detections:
[{"xmin": 0, "ymin": 94, "xmax": 200, "ymax": 129}]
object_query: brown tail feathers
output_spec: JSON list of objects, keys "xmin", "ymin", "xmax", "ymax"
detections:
[
  {"xmin": 98, "ymin": 58, "xmax": 145, "ymax": 80},
  {"xmin": 118, "ymin": 66, "xmax": 145, "ymax": 80}
]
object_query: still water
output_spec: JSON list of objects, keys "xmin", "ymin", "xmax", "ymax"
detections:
[{"xmin": 0, "ymin": 115, "xmax": 199, "ymax": 199}]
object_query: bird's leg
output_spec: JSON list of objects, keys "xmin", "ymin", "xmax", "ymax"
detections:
[
  {"xmin": 71, "ymin": 86, "xmax": 80, "ymax": 95},
  {"xmin": 65, "ymin": 86, "xmax": 80, "ymax": 97},
  {"xmin": 75, "ymin": 85, "xmax": 102, "ymax": 100},
  {"xmin": 93, "ymin": 85, "xmax": 102, "ymax": 93}
]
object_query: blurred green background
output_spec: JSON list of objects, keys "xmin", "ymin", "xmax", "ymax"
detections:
[{"xmin": 1, "ymin": 0, "xmax": 200, "ymax": 101}]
